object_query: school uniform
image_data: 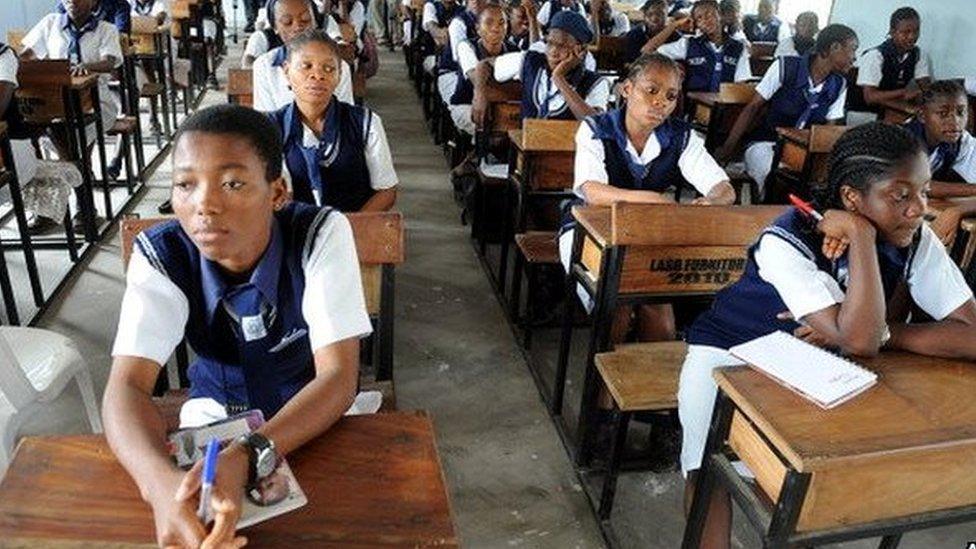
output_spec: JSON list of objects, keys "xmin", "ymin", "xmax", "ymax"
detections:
[
  {"xmin": 773, "ymin": 34, "xmax": 815, "ymax": 58},
  {"xmin": 742, "ymin": 56, "xmax": 846, "ymax": 193},
  {"xmin": 59, "ymin": 0, "xmax": 132, "ymax": 33},
  {"xmin": 536, "ymin": 0, "xmax": 587, "ymax": 31},
  {"xmin": 590, "ymin": 10, "xmax": 631, "ymax": 38},
  {"xmin": 658, "ymin": 34, "xmax": 752, "ymax": 92},
  {"xmin": 113, "ymin": 203, "xmax": 373, "ymax": 421},
  {"xmin": 252, "ymin": 45, "xmax": 355, "ymax": 112},
  {"xmin": 903, "ymin": 118, "xmax": 976, "ymax": 183},
  {"xmin": 450, "ymin": 39, "xmax": 519, "ymax": 135},
  {"xmin": 493, "ymin": 48, "xmax": 609, "ymax": 120},
  {"xmin": 0, "ymin": 46, "xmax": 38, "ymax": 186},
  {"xmin": 22, "ymin": 13, "xmax": 123, "ymax": 143},
  {"xmin": 623, "ymin": 24, "xmax": 680, "ymax": 64},
  {"xmin": 560, "ymin": 109, "xmax": 728, "ymax": 306},
  {"xmin": 434, "ymin": 10, "xmax": 478, "ymax": 105},
  {"xmin": 678, "ymin": 207, "xmax": 972, "ymax": 474},
  {"xmin": 741, "ymin": 14, "xmax": 784, "ymax": 43},
  {"xmin": 668, "ymin": 0, "xmax": 689, "ymax": 16},
  {"xmin": 421, "ymin": 0, "xmax": 463, "ymax": 73},
  {"xmin": 856, "ymin": 39, "xmax": 932, "ymax": 91},
  {"xmin": 505, "ymin": 33, "xmax": 532, "ymax": 51},
  {"xmin": 243, "ymin": 28, "xmax": 285, "ymax": 64},
  {"xmin": 270, "ymin": 100, "xmax": 397, "ymax": 211},
  {"xmin": 130, "ymin": 0, "xmax": 167, "ymax": 18}
]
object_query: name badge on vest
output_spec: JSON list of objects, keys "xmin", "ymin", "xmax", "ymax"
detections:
[
  {"xmin": 688, "ymin": 57, "xmax": 705, "ymax": 66},
  {"xmin": 241, "ymin": 314, "xmax": 268, "ymax": 342},
  {"xmin": 723, "ymin": 55, "xmax": 738, "ymax": 64}
]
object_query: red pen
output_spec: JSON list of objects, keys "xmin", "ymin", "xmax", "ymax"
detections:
[{"xmin": 788, "ymin": 194, "xmax": 824, "ymax": 222}]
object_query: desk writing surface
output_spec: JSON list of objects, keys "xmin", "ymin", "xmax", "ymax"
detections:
[
  {"xmin": 69, "ymin": 74, "xmax": 99, "ymax": 90},
  {"xmin": 715, "ymin": 353, "xmax": 976, "ymax": 472},
  {"xmin": 508, "ymin": 129, "xmax": 523, "ymax": 151},
  {"xmin": 0, "ymin": 412, "xmax": 458, "ymax": 547},
  {"xmin": 776, "ymin": 127, "xmax": 809, "ymax": 146},
  {"xmin": 572, "ymin": 205, "xmax": 610, "ymax": 247}
]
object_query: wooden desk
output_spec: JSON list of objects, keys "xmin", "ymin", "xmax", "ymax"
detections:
[
  {"xmin": 0, "ymin": 412, "xmax": 458, "ymax": 547},
  {"xmin": 768, "ymin": 125, "xmax": 848, "ymax": 203},
  {"xmin": 686, "ymin": 85, "xmax": 754, "ymax": 151},
  {"xmin": 684, "ymin": 353, "xmax": 976, "ymax": 547},
  {"xmin": 227, "ymin": 68, "xmax": 253, "ymax": 107},
  {"xmin": 878, "ymin": 98, "xmax": 917, "ymax": 125}
]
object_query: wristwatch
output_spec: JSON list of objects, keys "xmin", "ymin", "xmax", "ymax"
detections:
[{"xmin": 238, "ymin": 433, "xmax": 278, "ymax": 485}]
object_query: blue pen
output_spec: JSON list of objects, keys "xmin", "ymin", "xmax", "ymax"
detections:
[{"xmin": 197, "ymin": 438, "xmax": 220, "ymax": 523}]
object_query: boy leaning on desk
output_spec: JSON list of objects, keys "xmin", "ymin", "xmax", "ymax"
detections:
[{"xmin": 102, "ymin": 104, "xmax": 373, "ymax": 548}]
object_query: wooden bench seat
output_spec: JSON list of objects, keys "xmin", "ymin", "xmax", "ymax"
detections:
[
  {"xmin": 514, "ymin": 231, "xmax": 559, "ymax": 264},
  {"xmin": 107, "ymin": 115, "xmax": 138, "ymax": 136},
  {"xmin": 595, "ymin": 341, "xmax": 686, "ymax": 412},
  {"xmin": 140, "ymin": 81, "xmax": 166, "ymax": 98}
]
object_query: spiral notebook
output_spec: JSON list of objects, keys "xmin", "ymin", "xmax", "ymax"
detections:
[{"xmin": 729, "ymin": 331, "xmax": 878, "ymax": 410}]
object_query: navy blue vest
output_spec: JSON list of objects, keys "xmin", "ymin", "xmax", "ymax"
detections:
[
  {"xmin": 560, "ymin": 109, "xmax": 691, "ymax": 232},
  {"xmin": 270, "ymin": 101, "xmax": 375, "ymax": 212},
  {"xmin": 521, "ymin": 50, "xmax": 602, "ymax": 120},
  {"xmin": 450, "ymin": 40, "xmax": 518, "ymax": 105},
  {"xmin": 742, "ymin": 15, "xmax": 780, "ymax": 43},
  {"xmin": 903, "ymin": 118, "xmax": 964, "ymax": 181},
  {"xmin": 872, "ymin": 39, "xmax": 919, "ymax": 91},
  {"xmin": 262, "ymin": 28, "xmax": 285, "ymax": 52},
  {"xmin": 134, "ymin": 203, "xmax": 335, "ymax": 419},
  {"xmin": 421, "ymin": 1, "xmax": 463, "ymax": 56},
  {"xmin": 437, "ymin": 10, "xmax": 478, "ymax": 75},
  {"xmin": 751, "ymin": 55, "xmax": 846, "ymax": 143},
  {"xmin": 686, "ymin": 208, "xmax": 916, "ymax": 350},
  {"xmin": 505, "ymin": 33, "xmax": 531, "ymax": 51},
  {"xmin": 684, "ymin": 35, "xmax": 745, "ymax": 93}
]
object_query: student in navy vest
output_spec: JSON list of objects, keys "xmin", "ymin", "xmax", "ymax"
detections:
[
  {"xmin": 0, "ymin": 43, "xmax": 44, "ymax": 231},
  {"xmin": 648, "ymin": 0, "xmax": 751, "ymax": 93},
  {"xmin": 420, "ymin": 0, "xmax": 463, "ymax": 74},
  {"xmin": 57, "ymin": 0, "xmax": 131, "ymax": 33},
  {"xmin": 243, "ymin": 0, "xmax": 287, "ymax": 67},
  {"xmin": 623, "ymin": 0, "xmax": 679, "ymax": 65},
  {"xmin": 715, "ymin": 24, "xmax": 858, "ymax": 198},
  {"xmin": 588, "ymin": 0, "xmax": 631, "ymax": 40},
  {"xmin": 678, "ymin": 122, "xmax": 976, "ymax": 548},
  {"xmin": 773, "ymin": 11, "xmax": 817, "ymax": 58},
  {"xmin": 741, "ymin": 0, "xmax": 782, "ymax": 43},
  {"xmin": 856, "ymin": 7, "xmax": 932, "ymax": 107},
  {"xmin": 130, "ymin": 0, "xmax": 167, "ymax": 23},
  {"xmin": 270, "ymin": 30, "xmax": 397, "ymax": 212},
  {"xmin": 105, "ymin": 104, "xmax": 372, "ymax": 548},
  {"xmin": 437, "ymin": 0, "xmax": 487, "ymax": 111},
  {"xmin": 718, "ymin": 0, "xmax": 747, "ymax": 43},
  {"xmin": 505, "ymin": 0, "xmax": 538, "ymax": 51},
  {"xmin": 562, "ymin": 54, "xmax": 734, "ymax": 340},
  {"xmin": 903, "ymin": 81, "xmax": 976, "ymax": 245},
  {"xmin": 536, "ymin": 0, "xmax": 587, "ymax": 33},
  {"xmin": 475, "ymin": 10, "xmax": 609, "ymax": 125}
]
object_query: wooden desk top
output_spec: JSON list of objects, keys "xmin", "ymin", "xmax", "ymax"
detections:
[
  {"xmin": 776, "ymin": 127, "xmax": 809, "ymax": 145},
  {"xmin": 508, "ymin": 129, "xmax": 522, "ymax": 151},
  {"xmin": 572, "ymin": 205, "xmax": 611, "ymax": 247},
  {"xmin": 0, "ymin": 412, "xmax": 458, "ymax": 547},
  {"xmin": 715, "ymin": 353, "xmax": 976, "ymax": 473}
]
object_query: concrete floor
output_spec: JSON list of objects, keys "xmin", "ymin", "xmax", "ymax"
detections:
[{"xmin": 11, "ymin": 40, "xmax": 976, "ymax": 549}]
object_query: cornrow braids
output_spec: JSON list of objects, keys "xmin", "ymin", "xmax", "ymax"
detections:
[
  {"xmin": 814, "ymin": 122, "xmax": 924, "ymax": 210},
  {"xmin": 921, "ymin": 79, "xmax": 966, "ymax": 106},
  {"xmin": 626, "ymin": 52, "xmax": 681, "ymax": 82},
  {"xmin": 889, "ymin": 6, "xmax": 919, "ymax": 31},
  {"xmin": 288, "ymin": 28, "xmax": 341, "ymax": 61}
]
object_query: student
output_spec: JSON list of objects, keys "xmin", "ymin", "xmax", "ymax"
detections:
[
  {"xmin": 589, "ymin": 0, "xmax": 631, "ymax": 40},
  {"xmin": 536, "ymin": 0, "xmax": 586, "ymax": 32},
  {"xmin": 253, "ymin": 0, "xmax": 354, "ymax": 111},
  {"xmin": 243, "ymin": 0, "xmax": 285, "ymax": 67},
  {"xmin": 130, "ymin": 0, "xmax": 167, "ymax": 22},
  {"xmin": 562, "ymin": 53, "xmax": 734, "ymax": 339},
  {"xmin": 623, "ymin": 0, "xmax": 679, "ymax": 65},
  {"xmin": 857, "ymin": 7, "xmax": 931, "ymax": 107},
  {"xmin": 451, "ymin": 5, "xmax": 517, "ymax": 137},
  {"xmin": 678, "ymin": 122, "xmax": 976, "ymax": 548},
  {"xmin": 716, "ymin": 24, "xmax": 857, "ymax": 196},
  {"xmin": 269, "ymin": 30, "xmax": 397, "ymax": 212},
  {"xmin": 505, "ymin": 1, "xmax": 538, "ymax": 51},
  {"xmin": 649, "ymin": 0, "xmax": 751, "ymax": 93},
  {"xmin": 773, "ymin": 11, "xmax": 817, "ymax": 58},
  {"xmin": 476, "ymin": 10, "xmax": 609, "ymax": 122},
  {"xmin": 22, "ymin": 0, "xmax": 123, "ymax": 229},
  {"xmin": 903, "ymin": 80, "xmax": 976, "ymax": 244},
  {"xmin": 103, "ymin": 104, "xmax": 371, "ymax": 548},
  {"xmin": 741, "ymin": 0, "xmax": 783, "ymax": 43},
  {"xmin": 718, "ymin": 0, "xmax": 746, "ymax": 43},
  {"xmin": 436, "ymin": 0, "xmax": 485, "ymax": 109},
  {"xmin": 420, "ymin": 0, "xmax": 464, "ymax": 74},
  {"xmin": 0, "ymin": 43, "xmax": 43, "ymax": 230},
  {"xmin": 59, "ymin": 0, "xmax": 131, "ymax": 34}
]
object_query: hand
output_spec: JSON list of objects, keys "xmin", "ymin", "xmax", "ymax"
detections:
[
  {"xmin": 552, "ymin": 47, "xmax": 584, "ymax": 79},
  {"xmin": 930, "ymin": 207, "xmax": 963, "ymax": 246},
  {"xmin": 174, "ymin": 446, "xmax": 250, "ymax": 549},
  {"xmin": 432, "ymin": 28, "xmax": 448, "ymax": 46},
  {"xmin": 70, "ymin": 64, "xmax": 90, "ymax": 77},
  {"xmin": 148, "ymin": 470, "xmax": 208, "ymax": 548},
  {"xmin": 691, "ymin": 197, "xmax": 714, "ymax": 205},
  {"xmin": 777, "ymin": 312, "xmax": 832, "ymax": 348},
  {"xmin": 670, "ymin": 15, "xmax": 693, "ymax": 33},
  {"xmin": 520, "ymin": 0, "xmax": 536, "ymax": 19},
  {"xmin": 817, "ymin": 209, "xmax": 875, "ymax": 252},
  {"xmin": 471, "ymin": 93, "xmax": 487, "ymax": 129}
]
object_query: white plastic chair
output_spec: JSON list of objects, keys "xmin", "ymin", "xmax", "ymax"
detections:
[{"xmin": 0, "ymin": 327, "xmax": 103, "ymax": 470}]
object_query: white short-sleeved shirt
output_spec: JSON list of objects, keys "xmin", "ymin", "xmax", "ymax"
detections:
[
  {"xmin": 658, "ymin": 36, "xmax": 753, "ymax": 83},
  {"xmin": 348, "ymin": 1, "xmax": 366, "ymax": 36},
  {"xmin": 243, "ymin": 30, "xmax": 271, "ymax": 63},
  {"xmin": 537, "ymin": 1, "xmax": 586, "ymax": 27},
  {"xmin": 282, "ymin": 112, "xmax": 399, "ymax": 193},
  {"xmin": 447, "ymin": 12, "xmax": 475, "ymax": 61},
  {"xmin": 856, "ymin": 46, "xmax": 932, "ymax": 87},
  {"xmin": 507, "ymin": 40, "xmax": 598, "ymax": 72},
  {"xmin": 252, "ymin": 47, "xmax": 355, "ymax": 111},
  {"xmin": 755, "ymin": 223, "xmax": 972, "ymax": 322},
  {"xmin": 592, "ymin": 11, "xmax": 631, "ymax": 37},
  {"xmin": 493, "ymin": 50, "xmax": 610, "ymax": 112},
  {"xmin": 772, "ymin": 36, "xmax": 809, "ymax": 58},
  {"xmin": 573, "ymin": 121, "xmax": 727, "ymax": 197},
  {"xmin": 22, "ymin": 14, "xmax": 123, "ymax": 129},
  {"xmin": 112, "ymin": 212, "xmax": 373, "ymax": 364},
  {"xmin": 755, "ymin": 58, "xmax": 847, "ymax": 122},
  {"xmin": 455, "ymin": 39, "xmax": 481, "ymax": 76},
  {"xmin": 0, "ymin": 49, "xmax": 38, "ymax": 185},
  {"xmin": 130, "ymin": 0, "xmax": 167, "ymax": 18},
  {"xmin": 422, "ymin": 2, "xmax": 441, "ymax": 31},
  {"xmin": 935, "ymin": 131, "xmax": 976, "ymax": 183}
]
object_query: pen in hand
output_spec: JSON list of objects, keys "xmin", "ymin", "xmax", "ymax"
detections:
[{"xmin": 197, "ymin": 437, "xmax": 220, "ymax": 524}]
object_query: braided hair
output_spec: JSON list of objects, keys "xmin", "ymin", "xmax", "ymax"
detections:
[
  {"xmin": 626, "ymin": 52, "xmax": 681, "ymax": 83},
  {"xmin": 921, "ymin": 79, "xmax": 966, "ymax": 106},
  {"xmin": 889, "ymin": 7, "xmax": 919, "ymax": 31},
  {"xmin": 814, "ymin": 122, "xmax": 924, "ymax": 210}
]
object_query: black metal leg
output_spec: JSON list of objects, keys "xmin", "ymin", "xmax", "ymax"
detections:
[
  {"xmin": 63, "ymin": 209, "xmax": 79, "ymax": 263},
  {"xmin": 90, "ymin": 88, "xmax": 112, "ymax": 222},
  {"xmin": 523, "ymin": 263, "xmax": 535, "ymax": 350},
  {"xmin": 68, "ymin": 91, "xmax": 98, "ymax": 243},
  {"xmin": 553, "ymin": 231, "xmax": 583, "ymax": 416},
  {"xmin": 497, "ymin": 182, "xmax": 513, "ymax": 294},
  {"xmin": 509, "ymin": 250, "xmax": 524, "ymax": 323},
  {"xmin": 0, "ymin": 239, "xmax": 20, "ymax": 325},
  {"xmin": 121, "ymin": 134, "xmax": 134, "ymax": 193},
  {"xmin": 1, "ymin": 141, "xmax": 44, "ymax": 307},
  {"xmin": 681, "ymin": 391, "xmax": 735, "ymax": 549},
  {"xmin": 878, "ymin": 534, "xmax": 902, "ymax": 549},
  {"xmin": 598, "ymin": 409, "xmax": 630, "ymax": 521},
  {"xmin": 766, "ymin": 469, "xmax": 812, "ymax": 547},
  {"xmin": 377, "ymin": 266, "xmax": 396, "ymax": 381}
]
